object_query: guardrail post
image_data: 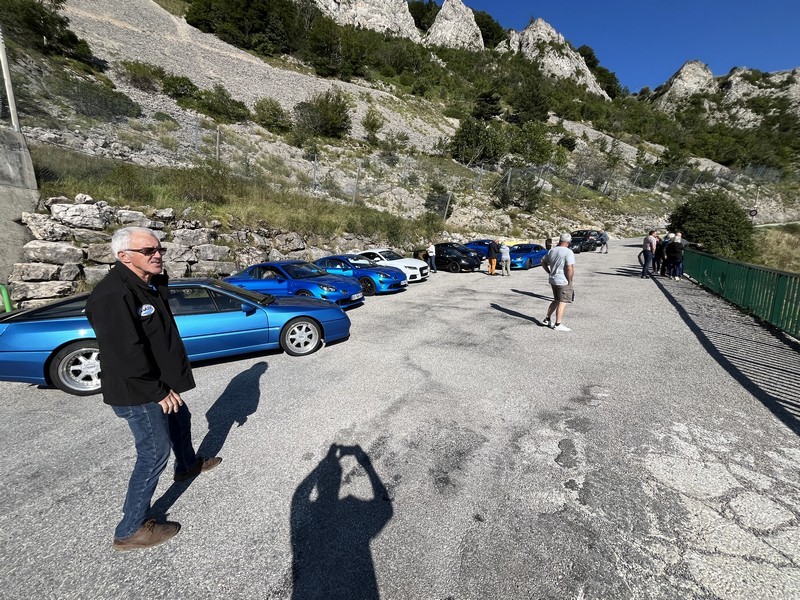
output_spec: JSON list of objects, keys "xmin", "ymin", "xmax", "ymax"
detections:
[
  {"xmin": 0, "ymin": 284, "xmax": 11, "ymax": 312},
  {"xmin": 770, "ymin": 274, "xmax": 788, "ymax": 329}
]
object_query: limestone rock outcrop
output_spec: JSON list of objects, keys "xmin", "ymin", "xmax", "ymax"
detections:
[
  {"xmin": 424, "ymin": 0, "xmax": 483, "ymax": 52},
  {"xmin": 498, "ymin": 19, "xmax": 608, "ymax": 100},
  {"xmin": 313, "ymin": 0, "xmax": 420, "ymax": 42},
  {"xmin": 652, "ymin": 61, "xmax": 800, "ymax": 127}
]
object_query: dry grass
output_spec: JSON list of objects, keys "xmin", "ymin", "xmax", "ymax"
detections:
[{"xmin": 754, "ymin": 224, "xmax": 800, "ymax": 274}]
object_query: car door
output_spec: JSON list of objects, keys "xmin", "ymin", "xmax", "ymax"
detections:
[{"xmin": 169, "ymin": 286, "xmax": 271, "ymax": 358}]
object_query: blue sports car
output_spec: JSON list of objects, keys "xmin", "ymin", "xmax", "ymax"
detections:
[
  {"xmin": 0, "ymin": 279, "xmax": 351, "ymax": 396},
  {"xmin": 224, "ymin": 260, "xmax": 364, "ymax": 308},
  {"xmin": 314, "ymin": 254, "xmax": 407, "ymax": 296},
  {"xmin": 509, "ymin": 244, "xmax": 548, "ymax": 269},
  {"xmin": 464, "ymin": 239, "xmax": 493, "ymax": 259}
]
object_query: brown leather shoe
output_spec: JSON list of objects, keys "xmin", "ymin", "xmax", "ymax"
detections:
[
  {"xmin": 112, "ymin": 520, "xmax": 180, "ymax": 551},
  {"xmin": 174, "ymin": 456, "xmax": 222, "ymax": 482}
]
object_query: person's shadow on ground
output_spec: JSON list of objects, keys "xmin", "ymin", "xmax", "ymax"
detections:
[
  {"xmin": 290, "ymin": 444, "xmax": 394, "ymax": 600},
  {"xmin": 149, "ymin": 361, "xmax": 268, "ymax": 518}
]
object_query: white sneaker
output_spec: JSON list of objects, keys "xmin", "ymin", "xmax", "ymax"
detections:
[
  {"xmin": 543, "ymin": 317, "xmax": 551, "ymax": 327},
  {"xmin": 553, "ymin": 323, "xmax": 571, "ymax": 332}
]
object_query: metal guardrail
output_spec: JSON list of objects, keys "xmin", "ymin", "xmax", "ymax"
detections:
[{"xmin": 683, "ymin": 248, "xmax": 800, "ymax": 338}]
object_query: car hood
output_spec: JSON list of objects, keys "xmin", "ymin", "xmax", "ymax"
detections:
[{"xmin": 313, "ymin": 274, "xmax": 361, "ymax": 288}]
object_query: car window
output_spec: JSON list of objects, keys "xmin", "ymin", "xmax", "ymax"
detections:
[
  {"xmin": 317, "ymin": 258, "xmax": 333, "ymax": 268},
  {"xmin": 209, "ymin": 290, "xmax": 243, "ymax": 312},
  {"xmin": 283, "ymin": 262, "xmax": 325, "ymax": 279},
  {"xmin": 382, "ymin": 250, "xmax": 403, "ymax": 260},
  {"xmin": 361, "ymin": 252, "xmax": 379, "ymax": 260},
  {"xmin": 168, "ymin": 288, "xmax": 217, "ymax": 315}
]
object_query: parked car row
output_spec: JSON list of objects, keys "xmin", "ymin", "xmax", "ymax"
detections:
[{"xmin": 0, "ymin": 248, "xmax": 433, "ymax": 396}]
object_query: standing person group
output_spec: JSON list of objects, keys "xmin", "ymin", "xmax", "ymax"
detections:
[
  {"xmin": 541, "ymin": 233, "xmax": 576, "ymax": 332},
  {"xmin": 86, "ymin": 226, "xmax": 221, "ymax": 551}
]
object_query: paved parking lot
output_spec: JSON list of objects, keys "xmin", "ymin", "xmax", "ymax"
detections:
[{"xmin": 1, "ymin": 241, "xmax": 798, "ymax": 599}]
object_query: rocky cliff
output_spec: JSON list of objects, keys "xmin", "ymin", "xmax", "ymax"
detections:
[
  {"xmin": 497, "ymin": 19, "xmax": 609, "ymax": 100},
  {"xmin": 312, "ymin": 0, "xmax": 420, "ymax": 41},
  {"xmin": 653, "ymin": 60, "xmax": 800, "ymax": 127},
  {"xmin": 424, "ymin": 0, "xmax": 483, "ymax": 52}
]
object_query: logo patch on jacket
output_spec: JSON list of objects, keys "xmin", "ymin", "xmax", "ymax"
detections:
[{"xmin": 137, "ymin": 304, "xmax": 155, "ymax": 317}]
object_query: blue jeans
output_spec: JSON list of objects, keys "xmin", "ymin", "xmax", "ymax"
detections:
[
  {"xmin": 427, "ymin": 255, "xmax": 437, "ymax": 272},
  {"xmin": 111, "ymin": 401, "xmax": 197, "ymax": 538},
  {"xmin": 641, "ymin": 251, "xmax": 654, "ymax": 277}
]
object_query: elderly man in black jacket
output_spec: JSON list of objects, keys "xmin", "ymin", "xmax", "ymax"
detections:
[{"xmin": 86, "ymin": 227, "xmax": 221, "ymax": 550}]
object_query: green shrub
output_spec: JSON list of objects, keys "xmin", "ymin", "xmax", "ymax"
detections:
[
  {"xmin": 118, "ymin": 60, "xmax": 166, "ymax": 92},
  {"xmin": 253, "ymin": 97, "xmax": 292, "ymax": 133},
  {"xmin": 361, "ymin": 106, "xmax": 385, "ymax": 144},
  {"xmin": 162, "ymin": 75, "xmax": 199, "ymax": 100},
  {"xmin": 668, "ymin": 190, "xmax": 757, "ymax": 261},
  {"xmin": 51, "ymin": 76, "xmax": 141, "ymax": 120},
  {"xmin": 293, "ymin": 88, "xmax": 352, "ymax": 139}
]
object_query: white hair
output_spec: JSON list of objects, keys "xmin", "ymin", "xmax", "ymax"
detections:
[{"xmin": 111, "ymin": 227, "xmax": 157, "ymax": 256}]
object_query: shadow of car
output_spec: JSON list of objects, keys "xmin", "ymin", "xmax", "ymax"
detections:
[
  {"xmin": 314, "ymin": 254, "xmax": 407, "ymax": 296},
  {"xmin": 0, "ymin": 279, "xmax": 351, "ymax": 396},
  {"xmin": 224, "ymin": 260, "xmax": 364, "ymax": 308}
]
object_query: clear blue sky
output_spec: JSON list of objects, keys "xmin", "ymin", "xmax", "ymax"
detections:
[{"xmin": 453, "ymin": 0, "xmax": 800, "ymax": 92}]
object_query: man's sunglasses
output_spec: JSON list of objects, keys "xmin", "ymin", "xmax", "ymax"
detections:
[{"xmin": 125, "ymin": 247, "xmax": 167, "ymax": 257}]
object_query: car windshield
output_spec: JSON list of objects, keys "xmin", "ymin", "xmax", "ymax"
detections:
[
  {"xmin": 380, "ymin": 250, "xmax": 404, "ymax": 260},
  {"xmin": 511, "ymin": 245, "xmax": 531, "ymax": 252},
  {"xmin": 207, "ymin": 279, "xmax": 275, "ymax": 305},
  {"xmin": 283, "ymin": 262, "xmax": 326, "ymax": 279},
  {"xmin": 347, "ymin": 256, "xmax": 376, "ymax": 267}
]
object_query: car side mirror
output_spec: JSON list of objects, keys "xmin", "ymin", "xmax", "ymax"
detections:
[{"xmin": 241, "ymin": 303, "xmax": 257, "ymax": 314}]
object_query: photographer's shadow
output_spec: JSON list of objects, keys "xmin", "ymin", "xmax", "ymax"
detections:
[
  {"xmin": 149, "ymin": 361, "xmax": 268, "ymax": 518},
  {"xmin": 291, "ymin": 444, "xmax": 394, "ymax": 600}
]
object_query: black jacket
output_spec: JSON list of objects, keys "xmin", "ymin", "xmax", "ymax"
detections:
[
  {"xmin": 85, "ymin": 262, "xmax": 195, "ymax": 406},
  {"xmin": 488, "ymin": 241, "xmax": 500, "ymax": 259}
]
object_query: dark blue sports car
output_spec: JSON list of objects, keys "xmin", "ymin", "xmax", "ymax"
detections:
[
  {"xmin": 509, "ymin": 244, "xmax": 548, "ymax": 269},
  {"xmin": 464, "ymin": 239, "xmax": 493, "ymax": 259},
  {"xmin": 224, "ymin": 260, "xmax": 364, "ymax": 308},
  {"xmin": 314, "ymin": 254, "xmax": 407, "ymax": 296},
  {"xmin": 0, "ymin": 279, "xmax": 351, "ymax": 396}
]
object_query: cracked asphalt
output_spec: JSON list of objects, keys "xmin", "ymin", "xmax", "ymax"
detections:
[{"xmin": 1, "ymin": 240, "xmax": 798, "ymax": 599}]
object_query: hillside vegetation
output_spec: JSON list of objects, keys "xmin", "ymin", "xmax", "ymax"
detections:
[{"xmin": 2, "ymin": 0, "xmax": 799, "ymax": 268}]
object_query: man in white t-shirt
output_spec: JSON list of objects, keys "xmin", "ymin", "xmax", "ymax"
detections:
[{"xmin": 541, "ymin": 232, "xmax": 576, "ymax": 332}]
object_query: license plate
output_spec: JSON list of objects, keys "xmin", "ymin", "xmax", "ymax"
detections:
[
  {"xmin": 400, "ymin": 281, "xmax": 408, "ymax": 286},
  {"xmin": 351, "ymin": 292, "xmax": 363, "ymax": 301}
]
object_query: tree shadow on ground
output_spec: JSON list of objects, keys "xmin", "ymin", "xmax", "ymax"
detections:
[
  {"xmin": 149, "ymin": 361, "xmax": 269, "ymax": 518},
  {"xmin": 655, "ymin": 278, "xmax": 800, "ymax": 435},
  {"xmin": 291, "ymin": 444, "xmax": 393, "ymax": 600}
]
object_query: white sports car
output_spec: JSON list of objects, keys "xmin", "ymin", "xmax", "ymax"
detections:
[{"xmin": 356, "ymin": 248, "xmax": 430, "ymax": 282}]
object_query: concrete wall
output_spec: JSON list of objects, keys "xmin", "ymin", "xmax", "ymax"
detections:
[{"xmin": 0, "ymin": 127, "xmax": 39, "ymax": 283}]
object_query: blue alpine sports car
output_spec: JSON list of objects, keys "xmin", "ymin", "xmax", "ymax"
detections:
[
  {"xmin": 224, "ymin": 260, "xmax": 364, "ymax": 308},
  {"xmin": 0, "ymin": 279, "xmax": 351, "ymax": 396},
  {"xmin": 314, "ymin": 254, "xmax": 407, "ymax": 296},
  {"xmin": 509, "ymin": 244, "xmax": 548, "ymax": 269}
]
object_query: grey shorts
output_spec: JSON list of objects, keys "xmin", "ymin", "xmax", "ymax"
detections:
[{"xmin": 551, "ymin": 283, "xmax": 575, "ymax": 303}]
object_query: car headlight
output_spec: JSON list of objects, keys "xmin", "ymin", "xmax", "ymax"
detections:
[
  {"xmin": 404, "ymin": 265, "xmax": 418, "ymax": 271},
  {"xmin": 377, "ymin": 273, "xmax": 390, "ymax": 280},
  {"xmin": 319, "ymin": 284, "xmax": 336, "ymax": 292}
]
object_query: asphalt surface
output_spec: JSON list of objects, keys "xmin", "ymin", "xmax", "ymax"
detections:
[{"xmin": 1, "ymin": 240, "xmax": 798, "ymax": 600}]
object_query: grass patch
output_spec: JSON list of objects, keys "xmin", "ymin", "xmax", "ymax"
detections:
[
  {"xmin": 28, "ymin": 144, "xmax": 443, "ymax": 247},
  {"xmin": 152, "ymin": 0, "xmax": 190, "ymax": 17},
  {"xmin": 754, "ymin": 225, "xmax": 800, "ymax": 274}
]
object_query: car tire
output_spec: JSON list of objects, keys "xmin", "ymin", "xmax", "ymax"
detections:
[
  {"xmin": 295, "ymin": 290, "xmax": 313, "ymax": 297},
  {"xmin": 280, "ymin": 317, "xmax": 323, "ymax": 357},
  {"xmin": 525, "ymin": 258, "xmax": 532, "ymax": 270},
  {"xmin": 448, "ymin": 262, "xmax": 461, "ymax": 273},
  {"xmin": 48, "ymin": 340, "xmax": 101, "ymax": 396},
  {"xmin": 359, "ymin": 277, "xmax": 376, "ymax": 296}
]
